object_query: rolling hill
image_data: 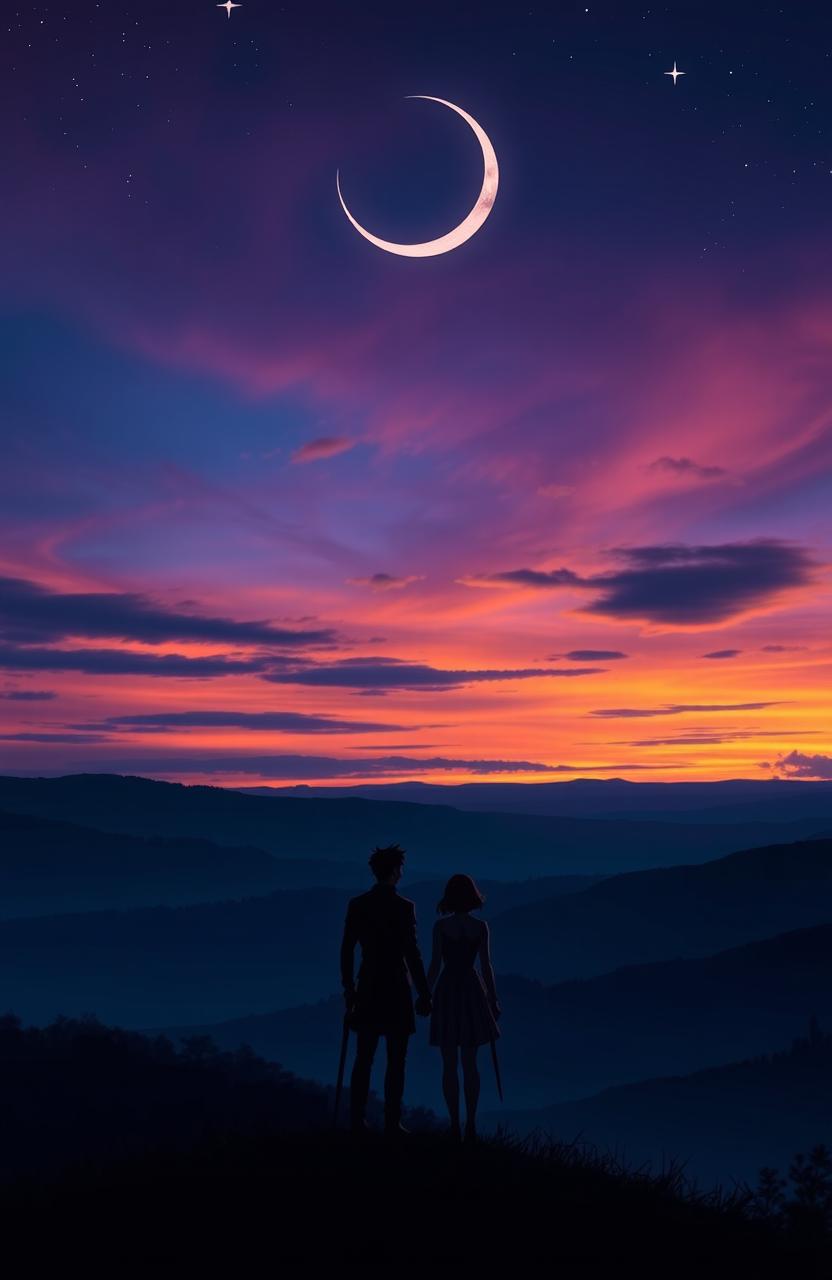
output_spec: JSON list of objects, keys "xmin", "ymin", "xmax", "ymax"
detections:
[
  {"xmin": 0, "ymin": 809, "xmax": 366, "ymax": 917},
  {"xmin": 481, "ymin": 1018, "xmax": 832, "ymax": 1191},
  {"xmin": 0, "ymin": 873, "xmax": 594, "ymax": 1024},
  {"xmin": 490, "ymin": 836, "xmax": 832, "ymax": 983},
  {"xmin": 1, "ymin": 1013, "xmax": 809, "ymax": 1269},
  {"xmin": 0, "ymin": 772, "xmax": 827, "ymax": 878},
  {"xmin": 155, "ymin": 921, "xmax": 832, "ymax": 1117}
]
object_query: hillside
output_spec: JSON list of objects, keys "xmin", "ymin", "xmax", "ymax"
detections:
[
  {"xmin": 0, "ymin": 809, "xmax": 366, "ymax": 917},
  {"xmin": 481, "ymin": 1018, "xmax": 832, "ymax": 1191},
  {"xmin": 8, "ymin": 834, "xmax": 832, "ymax": 1026},
  {"xmin": 490, "ymin": 836, "xmax": 832, "ymax": 983},
  {"xmin": 157, "ymin": 921, "xmax": 832, "ymax": 1114},
  {"xmin": 0, "ymin": 873, "xmax": 594, "ymax": 1025},
  {"xmin": 0, "ymin": 1015, "xmax": 822, "ymax": 1270},
  {"xmin": 0, "ymin": 1011, "xmax": 337, "ymax": 1182},
  {"xmin": 0, "ymin": 773, "xmax": 826, "ymax": 878}
]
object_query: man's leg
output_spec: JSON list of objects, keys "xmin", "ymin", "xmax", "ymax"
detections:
[
  {"xmin": 383, "ymin": 1030, "xmax": 410, "ymax": 1129},
  {"xmin": 350, "ymin": 1028, "xmax": 379, "ymax": 1128}
]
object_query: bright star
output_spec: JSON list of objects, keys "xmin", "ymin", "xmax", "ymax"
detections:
[
  {"xmin": 664, "ymin": 61, "xmax": 685, "ymax": 85},
  {"xmin": 217, "ymin": 1, "xmax": 241, "ymax": 17}
]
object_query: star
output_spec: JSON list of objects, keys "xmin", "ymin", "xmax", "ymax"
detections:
[
  {"xmin": 217, "ymin": 1, "xmax": 241, "ymax": 17},
  {"xmin": 664, "ymin": 61, "xmax": 685, "ymax": 85}
]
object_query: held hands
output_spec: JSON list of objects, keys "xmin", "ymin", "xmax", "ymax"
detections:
[{"xmin": 414, "ymin": 993, "xmax": 432, "ymax": 1017}]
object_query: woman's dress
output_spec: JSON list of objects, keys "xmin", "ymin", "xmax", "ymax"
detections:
[{"xmin": 429, "ymin": 923, "xmax": 501, "ymax": 1048}]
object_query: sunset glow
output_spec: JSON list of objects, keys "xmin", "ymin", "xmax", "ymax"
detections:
[{"xmin": 1, "ymin": 4, "xmax": 830, "ymax": 787}]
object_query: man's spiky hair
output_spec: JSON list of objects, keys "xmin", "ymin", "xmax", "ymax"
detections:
[{"xmin": 368, "ymin": 842, "xmax": 406, "ymax": 881}]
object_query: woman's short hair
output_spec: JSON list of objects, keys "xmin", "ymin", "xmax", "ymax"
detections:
[
  {"xmin": 437, "ymin": 873, "xmax": 485, "ymax": 915},
  {"xmin": 368, "ymin": 843, "xmax": 406, "ymax": 881}
]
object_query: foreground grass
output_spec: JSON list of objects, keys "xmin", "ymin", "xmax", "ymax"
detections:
[{"xmin": 3, "ymin": 1123, "xmax": 830, "ymax": 1272}]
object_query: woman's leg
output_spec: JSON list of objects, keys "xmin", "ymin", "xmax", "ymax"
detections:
[
  {"xmin": 441, "ymin": 1045, "xmax": 461, "ymax": 1135},
  {"xmin": 460, "ymin": 1045, "xmax": 480, "ymax": 1137}
]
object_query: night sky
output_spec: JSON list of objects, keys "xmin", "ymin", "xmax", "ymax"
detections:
[{"xmin": 2, "ymin": 1, "xmax": 831, "ymax": 785}]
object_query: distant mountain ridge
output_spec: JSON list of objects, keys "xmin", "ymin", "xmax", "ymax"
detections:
[
  {"xmin": 0, "ymin": 871, "xmax": 597, "ymax": 1025},
  {"xmin": 0, "ymin": 809, "xmax": 366, "ymax": 917},
  {"xmin": 239, "ymin": 777, "xmax": 832, "ymax": 824},
  {"xmin": 5, "ymin": 821, "xmax": 832, "ymax": 1025},
  {"xmin": 0, "ymin": 772, "xmax": 827, "ymax": 879}
]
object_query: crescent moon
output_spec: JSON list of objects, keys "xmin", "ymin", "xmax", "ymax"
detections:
[{"xmin": 336, "ymin": 96, "xmax": 499, "ymax": 258}]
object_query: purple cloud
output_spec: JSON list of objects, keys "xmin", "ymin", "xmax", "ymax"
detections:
[
  {"xmin": 771, "ymin": 751, "xmax": 832, "ymax": 780},
  {"xmin": 0, "ymin": 732, "xmax": 112, "ymax": 744},
  {"xmin": 646, "ymin": 456, "xmax": 727, "ymax": 480},
  {"xmin": 0, "ymin": 577, "xmax": 336, "ymax": 648},
  {"xmin": 345, "ymin": 573, "xmax": 425, "ymax": 591},
  {"xmin": 466, "ymin": 539, "xmax": 818, "ymax": 626},
  {"xmin": 96, "ymin": 710, "xmax": 411, "ymax": 734},
  {"xmin": 550, "ymin": 650, "xmax": 628, "ymax": 661},
  {"xmin": 0, "ymin": 753, "xmax": 672, "ymax": 779},
  {"xmin": 589, "ymin": 701, "xmax": 784, "ymax": 719},
  {"xmin": 619, "ymin": 730, "xmax": 819, "ymax": 747},
  {"xmin": 0, "ymin": 689, "xmax": 57, "ymax": 701},
  {"xmin": 580, "ymin": 541, "xmax": 817, "ymax": 624},
  {"xmin": 463, "ymin": 569, "xmax": 582, "ymax": 590},
  {"xmin": 262, "ymin": 657, "xmax": 606, "ymax": 691},
  {"xmin": 0, "ymin": 646, "xmax": 270, "ymax": 678}
]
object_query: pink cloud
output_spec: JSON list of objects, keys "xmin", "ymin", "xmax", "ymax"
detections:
[{"xmin": 291, "ymin": 437, "xmax": 356, "ymax": 464}]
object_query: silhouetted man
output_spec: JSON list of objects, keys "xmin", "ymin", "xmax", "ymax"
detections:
[{"xmin": 340, "ymin": 842, "xmax": 432, "ymax": 1137}]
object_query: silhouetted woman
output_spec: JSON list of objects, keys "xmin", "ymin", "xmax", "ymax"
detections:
[{"xmin": 426, "ymin": 873, "xmax": 501, "ymax": 1142}]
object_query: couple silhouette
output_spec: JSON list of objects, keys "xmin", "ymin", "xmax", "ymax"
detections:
[{"xmin": 339, "ymin": 842, "xmax": 502, "ymax": 1141}]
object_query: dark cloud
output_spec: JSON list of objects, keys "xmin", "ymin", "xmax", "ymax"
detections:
[
  {"xmin": 702, "ymin": 649, "xmax": 743, "ymax": 659},
  {"xmin": 579, "ymin": 540, "xmax": 817, "ymax": 625},
  {"xmin": 0, "ymin": 732, "xmax": 111, "ymax": 744},
  {"xmin": 646, "ymin": 456, "xmax": 727, "ymax": 480},
  {"xmin": 770, "ymin": 751, "xmax": 832, "ymax": 780},
  {"xmin": 95, "ymin": 710, "xmax": 411, "ymax": 734},
  {"xmin": 0, "ymin": 689, "xmax": 57, "ymax": 700},
  {"xmin": 345, "ymin": 573, "xmax": 425, "ymax": 591},
  {"xmin": 589, "ymin": 701, "xmax": 784, "ymax": 719},
  {"xmin": 466, "ymin": 540, "xmax": 818, "ymax": 626},
  {"xmin": 0, "ymin": 645, "xmax": 270, "ymax": 677},
  {"xmin": 464, "ymin": 568, "xmax": 582, "ymax": 589},
  {"xmin": 0, "ymin": 576, "xmax": 336, "ymax": 648},
  {"xmin": 262, "ymin": 656, "xmax": 606, "ymax": 691},
  {"xmin": 0, "ymin": 752, "xmax": 668, "ymax": 779},
  {"xmin": 761, "ymin": 644, "xmax": 807, "ymax": 652},
  {"xmin": 618, "ymin": 730, "xmax": 819, "ymax": 747},
  {"xmin": 70, "ymin": 722, "xmax": 174, "ymax": 734},
  {"xmin": 623, "ymin": 734, "xmax": 739, "ymax": 746},
  {"xmin": 550, "ymin": 650, "xmax": 628, "ymax": 661}
]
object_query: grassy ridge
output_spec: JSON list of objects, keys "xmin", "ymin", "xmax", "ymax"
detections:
[{"xmin": 1, "ymin": 1013, "xmax": 829, "ymax": 1269}]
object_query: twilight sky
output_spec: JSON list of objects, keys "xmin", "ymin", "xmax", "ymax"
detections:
[{"xmin": 1, "ymin": 0, "xmax": 831, "ymax": 785}]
